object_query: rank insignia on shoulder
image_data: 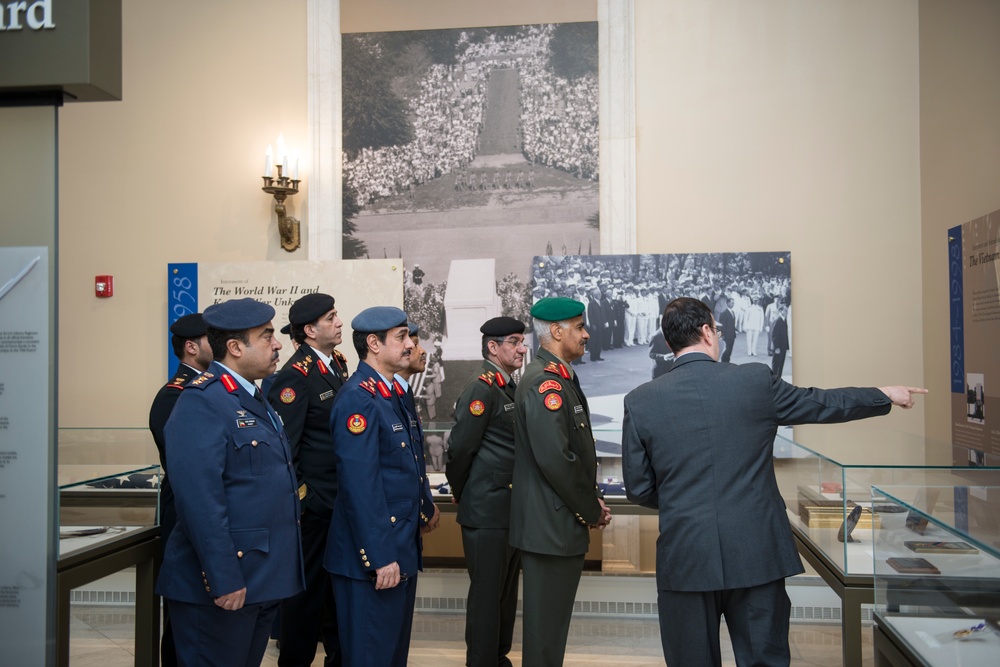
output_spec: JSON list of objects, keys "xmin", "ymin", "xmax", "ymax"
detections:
[
  {"xmin": 279, "ymin": 387, "xmax": 296, "ymax": 404},
  {"xmin": 477, "ymin": 373, "xmax": 494, "ymax": 386},
  {"xmin": 292, "ymin": 356, "xmax": 312, "ymax": 376},
  {"xmin": 543, "ymin": 392, "xmax": 563, "ymax": 411},
  {"xmin": 469, "ymin": 400, "xmax": 486, "ymax": 416},
  {"xmin": 544, "ymin": 362, "xmax": 561, "ymax": 375},
  {"xmin": 347, "ymin": 414, "xmax": 367, "ymax": 434},
  {"xmin": 220, "ymin": 374, "xmax": 238, "ymax": 393},
  {"xmin": 538, "ymin": 379, "xmax": 562, "ymax": 394},
  {"xmin": 189, "ymin": 372, "xmax": 215, "ymax": 386},
  {"xmin": 360, "ymin": 378, "xmax": 377, "ymax": 395}
]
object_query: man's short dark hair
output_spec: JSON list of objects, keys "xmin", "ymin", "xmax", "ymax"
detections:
[
  {"xmin": 207, "ymin": 328, "xmax": 250, "ymax": 360},
  {"xmin": 352, "ymin": 329, "xmax": 388, "ymax": 360},
  {"xmin": 661, "ymin": 297, "xmax": 714, "ymax": 354},
  {"xmin": 170, "ymin": 335, "xmax": 187, "ymax": 359},
  {"xmin": 290, "ymin": 322, "xmax": 308, "ymax": 345},
  {"xmin": 481, "ymin": 336, "xmax": 503, "ymax": 359}
]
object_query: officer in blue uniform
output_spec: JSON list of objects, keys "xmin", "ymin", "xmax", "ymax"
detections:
[
  {"xmin": 158, "ymin": 298, "xmax": 305, "ymax": 667},
  {"xmin": 148, "ymin": 312, "xmax": 212, "ymax": 667},
  {"xmin": 323, "ymin": 307, "xmax": 430, "ymax": 667}
]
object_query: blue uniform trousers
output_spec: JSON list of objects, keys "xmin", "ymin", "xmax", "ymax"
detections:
[
  {"xmin": 331, "ymin": 573, "xmax": 416, "ymax": 667},
  {"xmin": 167, "ymin": 598, "xmax": 279, "ymax": 667}
]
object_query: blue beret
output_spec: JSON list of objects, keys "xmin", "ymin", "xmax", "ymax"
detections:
[
  {"xmin": 530, "ymin": 297, "xmax": 585, "ymax": 321},
  {"xmin": 407, "ymin": 322, "xmax": 419, "ymax": 337},
  {"xmin": 203, "ymin": 298, "xmax": 275, "ymax": 331},
  {"xmin": 288, "ymin": 293, "xmax": 335, "ymax": 325},
  {"xmin": 480, "ymin": 316, "xmax": 525, "ymax": 336},
  {"xmin": 351, "ymin": 306, "xmax": 408, "ymax": 333},
  {"xmin": 169, "ymin": 313, "xmax": 206, "ymax": 338}
]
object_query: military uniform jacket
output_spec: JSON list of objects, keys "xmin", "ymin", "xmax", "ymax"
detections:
[
  {"xmin": 446, "ymin": 361, "xmax": 517, "ymax": 529},
  {"xmin": 156, "ymin": 361, "xmax": 305, "ymax": 605},
  {"xmin": 267, "ymin": 345, "xmax": 349, "ymax": 517},
  {"xmin": 148, "ymin": 362, "xmax": 200, "ymax": 477},
  {"xmin": 323, "ymin": 361, "xmax": 429, "ymax": 581},
  {"xmin": 622, "ymin": 353, "xmax": 892, "ymax": 592},
  {"xmin": 509, "ymin": 348, "xmax": 603, "ymax": 556}
]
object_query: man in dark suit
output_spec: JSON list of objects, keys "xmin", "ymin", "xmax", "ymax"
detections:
[
  {"xmin": 586, "ymin": 288, "xmax": 606, "ymax": 361},
  {"xmin": 267, "ymin": 293, "xmax": 348, "ymax": 667},
  {"xmin": 158, "ymin": 298, "xmax": 305, "ymax": 667},
  {"xmin": 770, "ymin": 304, "xmax": 789, "ymax": 378},
  {"xmin": 510, "ymin": 298, "xmax": 611, "ymax": 666},
  {"xmin": 148, "ymin": 312, "xmax": 212, "ymax": 667},
  {"xmin": 323, "ymin": 307, "xmax": 430, "ymax": 666},
  {"xmin": 622, "ymin": 297, "xmax": 926, "ymax": 667},
  {"xmin": 718, "ymin": 297, "xmax": 737, "ymax": 363},
  {"xmin": 446, "ymin": 316, "xmax": 527, "ymax": 667}
]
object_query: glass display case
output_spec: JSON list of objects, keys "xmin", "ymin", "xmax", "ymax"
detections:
[
  {"xmin": 57, "ymin": 429, "xmax": 162, "ymax": 667},
  {"xmin": 871, "ymin": 474, "xmax": 1000, "ymax": 666}
]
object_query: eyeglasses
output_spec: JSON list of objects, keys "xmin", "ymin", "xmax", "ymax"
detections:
[
  {"xmin": 706, "ymin": 324, "xmax": 721, "ymax": 337},
  {"xmin": 498, "ymin": 337, "xmax": 526, "ymax": 348}
]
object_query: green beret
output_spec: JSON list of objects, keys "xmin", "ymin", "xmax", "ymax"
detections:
[{"xmin": 530, "ymin": 297, "xmax": 585, "ymax": 321}]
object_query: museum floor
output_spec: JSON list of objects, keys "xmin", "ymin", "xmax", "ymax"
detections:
[{"xmin": 69, "ymin": 605, "xmax": 871, "ymax": 667}]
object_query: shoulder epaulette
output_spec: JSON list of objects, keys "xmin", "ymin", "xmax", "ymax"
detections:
[
  {"xmin": 477, "ymin": 371, "xmax": 494, "ymax": 386},
  {"xmin": 165, "ymin": 374, "xmax": 190, "ymax": 390},
  {"xmin": 334, "ymin": 350, "xmax": 347, "ymax": 363},
  {"xmin": 544, "ymin": 362, "xmax": 561, "ymax": 375},
  {"xmin": 359, "ymin": 377, "xmax": 377, "ymax": 395},
  {"xmin": 291, "ymin": 354, "xmax": 314, "ymax": 376},
  {"xmin": 186, "ymin": 371, "xmax": 216, "ymax": 389}
]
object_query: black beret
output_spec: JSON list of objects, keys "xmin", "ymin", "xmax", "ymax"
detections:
[
  {"xmin": 288, "ymin": 293, "xmax": 335, "ymax": 326},
  {"xmin": 203, "ymin": 298, "xmax": 275, "ymax": 331},
  {"xmin": 480, "ymin": 316, "xmax": 525, "ymax": 337},
  {"xmin": 280, "ymin": 323, "xmax": 292, "ymax": 336},
  {"xmin": 530, "ymin": 297, "xmax": 585, "ymax": 321},
  {"xmin": 169, "ymin": 313, "xmax": 207, "ymax": 338},
  {"xmin": 351, "ymin": 306, "xmax": 407, "ymax": 333}
]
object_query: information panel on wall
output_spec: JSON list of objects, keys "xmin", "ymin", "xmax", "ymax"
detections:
[
  {"xmin": 949, "ymin": 210, "xmax": 1000, "ymax": 467},
  {"xmin": 0, "ymin": 247, "xmax": 50, "ymax": 666},
  {"xmin": 165, "ymin": 259, "xmax": 405, "ymax": 374}
]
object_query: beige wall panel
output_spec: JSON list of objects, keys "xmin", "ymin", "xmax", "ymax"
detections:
[
  {"xmin": 58, "ymin": 0, "xmax": 308, "ymax": 426},
  {"xmin": 634, "ymin": 0, "xmax": 925, "ymax": 461},
  {"xmin": 918, "ymin": 0, "xmax": 1000, "ymax": 463},
  {"xmin": 342, "ymin": 0, "xmax": 596, "ymax": 33}
]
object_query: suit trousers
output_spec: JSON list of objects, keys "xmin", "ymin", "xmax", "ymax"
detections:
[
  {"xmin": 657, "ymin": 579, "xmax": 791, "ymax": 667},
  {"xmin": 168, "ymin": 598, "xmax": 279, "ymax": 667},
  {"xmin": 279, "ymin": 509, "xmax": 341, "ymax": 666},
  {"xmin": 520, "ymin": 551, "xmax": 585, "ymax": 667},
  {"xmin": 331, "ymin": 573, "xmax": 416, "ymax": 667},
  {"xmin": 461, "ymin": 526, "xmax": 521, "ymax": 667}
]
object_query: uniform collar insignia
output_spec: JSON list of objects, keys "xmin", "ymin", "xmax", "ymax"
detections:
[{"xmin": 377, "ymin": 380, "xmax": 392, "ymax": 399}]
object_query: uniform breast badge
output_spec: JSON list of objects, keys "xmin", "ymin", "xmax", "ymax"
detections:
[{"xmin": 347, "ymin": 414, "xmax": 367, "ymax": 434}]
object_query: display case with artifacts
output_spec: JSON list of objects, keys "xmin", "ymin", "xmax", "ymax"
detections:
[{"xmin": 871, "ymin": 478, "xmax": 1000, "ymax": 666}]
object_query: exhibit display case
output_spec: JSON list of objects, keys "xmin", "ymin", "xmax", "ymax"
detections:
[
  {"xmin": 57, "ymin": 429, "xmax": 163, "ymax": 667},
  {"xmin": 871, "ymin": 475, "xmax": 1000, "ymax": 666}
]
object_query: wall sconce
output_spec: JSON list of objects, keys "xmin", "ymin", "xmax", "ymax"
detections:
[{"xmin": 262, "ymin": 134, "xmax": 301, "ymax": 252}]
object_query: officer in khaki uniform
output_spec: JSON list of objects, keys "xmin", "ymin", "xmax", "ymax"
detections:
[
  {"xmin": 446, "ymin": 316, "xmax": 527, "ymax": 667},
  {"xmin": 509, "ymin": 298, "xmax": 611, "ymax": 667}
]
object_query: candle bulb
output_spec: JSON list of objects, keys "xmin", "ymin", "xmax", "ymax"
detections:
[{"xmin": 292, "ymin": 153, "xmax": 300, "ymax": 180}]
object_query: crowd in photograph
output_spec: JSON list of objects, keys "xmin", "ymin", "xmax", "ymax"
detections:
[{"xmin": 343, "ymin": 24, "xmax": 599, "ymax": 208}]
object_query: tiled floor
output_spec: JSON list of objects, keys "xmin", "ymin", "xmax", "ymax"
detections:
[{"xmin": 70, "ymin": 605, "xmax": 871, "ymax": 666}]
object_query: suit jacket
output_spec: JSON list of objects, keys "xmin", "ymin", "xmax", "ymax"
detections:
[
  {"xmin": 157, "ymin": 361, "xmax": 305, "ymax": 605},
  {"xmin": 772, "ymin": 317, "xmax": 788, "ymax": 353},
  {"xmin": 324, "ymin": 361, "xmax": 425, "ymax": 581},
  {"xmin": 509, "ymin": 348, "xmax": 602, "ymax": 556},
  {"xmin": 622, "ymin": 352, "xmax": 892, "ymax": 592},
  {"xmin": 446, "ymin": 361, "xmax": 517, "ymax": 529},
  {"xmin": 267, "ymin": 345, "xmax": 349, "ymax": 517},
  {"xmin": 718, "ymin": 308, "xmax": 737, "ymax": 345}
]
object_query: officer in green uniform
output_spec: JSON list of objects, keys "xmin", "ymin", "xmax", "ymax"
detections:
[
  {"xmin": 509, "ymin": 298, "xmax": 611, "ymax": 666},
  {"xmin": 446, "ymin": 316, "xmax": 528, "ymax": 667}
]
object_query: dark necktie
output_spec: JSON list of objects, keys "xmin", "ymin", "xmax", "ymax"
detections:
[{"xmin": 253, "ymin": 387, "xmax": 264, "ymax": 404}]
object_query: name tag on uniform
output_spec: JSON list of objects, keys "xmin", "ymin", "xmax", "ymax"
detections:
[
  {"xmin": 237, "ymin": 418, "xmax": 258, "ymax": 428},
  {"xmin": 504, "ymin": 403, "xmax": 515, "ymax": 412},
  {"xmin": 574, "ymin": 405, "xmax": 584, "ymax": 414},
  {"xmin": 410, "ymin": 419, "xmax": 419, "ymax": 429},
  {"xmin": 392, "ymin": 423, "xmax": 405, "ymax": 432},
  {"xmin": 319, "ymin": 390, "xmax": 334, "ymax": 401}
]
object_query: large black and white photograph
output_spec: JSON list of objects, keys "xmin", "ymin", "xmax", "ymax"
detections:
[
  {"xmin": 531, "ymin": 252, "xmax": 794, "ymax": 457},
  {"xmin": 340, "ymin": 23, "xmax": 600, "ymax": 429}
]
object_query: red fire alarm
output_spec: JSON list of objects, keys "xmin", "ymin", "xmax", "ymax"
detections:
[{"xmin": 95, "ymin": 275, "xmax": 114, "ymax": 298}]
